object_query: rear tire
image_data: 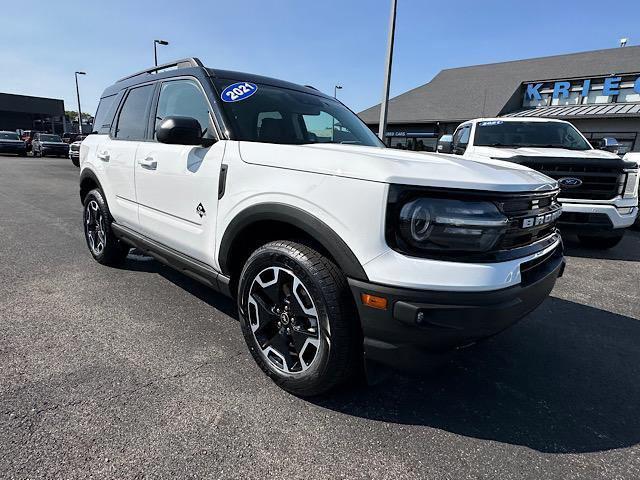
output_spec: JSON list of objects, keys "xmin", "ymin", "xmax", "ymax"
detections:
[
  {"xmin": 237, "ymin": 240, "xmax": 361, "ymax": 396},
  {"xmin": 83, "ymin": 189, "xmax": 130, "ymax": 265},
  {"xmin": 72, "ymin": 157, "xmax": 79, "ymax": 167},
  {"xmin": 578, "ymin": 231, "xmax": 624, "ymax": 249}
]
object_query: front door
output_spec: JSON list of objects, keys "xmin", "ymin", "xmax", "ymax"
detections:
[{"xmin": 134, "ymin": 78, "xmax": 224, "ymax": 265}]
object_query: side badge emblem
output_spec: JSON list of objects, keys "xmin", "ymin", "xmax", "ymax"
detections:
[{"xmin": 196, "ymin": 203, "xmax": 206, "ymax": 218}]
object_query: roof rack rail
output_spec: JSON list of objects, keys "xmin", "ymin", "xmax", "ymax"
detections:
[
  {"xmin": 116, "ymin": 57, "xmax": 204, "ymax": 83},
  {"xmin": 304, "ymin": 85, "xmax": 319, "ymax": 91}
]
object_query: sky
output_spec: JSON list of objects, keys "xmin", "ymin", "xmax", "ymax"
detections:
[{"xmin": 1, "ymin": 0, "xmax": 639, "ymax": 116}]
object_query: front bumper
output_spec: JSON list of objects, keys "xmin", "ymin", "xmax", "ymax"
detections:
[
  {"xmin": 559, "ymin": 201, "xmax": 638, "ymax": 231},
  {"xmin": 350, "ymin": 244, "xmax": 565, "ymax": 372},
  {"xmin": 42, "ymin": 146, "xmax": 70, "ymax": 155},
  {"xmin": 0, "ymin": 144, "xmax": 27, "ymax": 154}
]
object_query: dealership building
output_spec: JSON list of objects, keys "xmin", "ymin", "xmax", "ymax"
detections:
[
  {"xmin": 0, "ymin": 93, "xmax": 67, "ymax": 134},
  {"xmin": 359, "ymin": 46, "xmax": 640, "ymax": 153}
]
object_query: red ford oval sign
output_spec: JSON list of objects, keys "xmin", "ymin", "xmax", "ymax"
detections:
[{"xmin": 221, "ymin": 82, "xmax": 258, "ymax": 102}]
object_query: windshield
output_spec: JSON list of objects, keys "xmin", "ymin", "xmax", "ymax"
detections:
[
  {"xmin": 0, "ymin": 132, "xmax": 20, "ymax": 140},
  {"xmin": 474, "ymin": 120, "xmax": 592, "ymax": 151},
  {"xmin": 213, "ymin": 79, "xmax": 383, "ymax": 147},
  {"xmin": 40, "ymin": 134, "xmax": 62, "ymax": 142}
]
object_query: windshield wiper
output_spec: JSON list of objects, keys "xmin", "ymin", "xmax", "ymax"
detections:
[{"xmin": 484, "ymin": 143, "xmax": 518, "ymax": 148}]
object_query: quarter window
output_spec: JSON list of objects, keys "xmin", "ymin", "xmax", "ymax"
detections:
[
  {"xmin": 155, "ymin": 79, "xmax": 212, "ymax": 139},
  {"xmin": 115, "ymin": 84, "xmax": 154, "ymax": 140}
]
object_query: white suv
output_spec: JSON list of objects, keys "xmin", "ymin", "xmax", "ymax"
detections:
[{"xmin": 79, "ymin": 58, "xmax": 565, "ymax": 396}]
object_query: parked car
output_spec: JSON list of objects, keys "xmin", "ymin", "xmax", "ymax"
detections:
[
  {"xmin": 438, "ymin": 118, "xmax": 639, "ymax": 249},
  {"xmin": 69, "ymin": 135, "xmax": 86, "ymax": 167},
  {"xmin": 20, "ymin": 130, "xmax": 41, "ymax": 152},
  {"xmin": 79, "ymin": 58, "xmax": 565, "ymax": 396},
  {"xmin": 0, "ymin": 131, "xmax": 28, "ymax": 156},
  {"xmin": 31, "ymin": 133, "xmax": 70, "ymax": 158},
  {"xmin": 62, "ymin": 132, "xmax": 83, "ymax": 144}
]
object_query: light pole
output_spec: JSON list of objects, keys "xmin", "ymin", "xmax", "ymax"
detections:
[
  {"xmin": 378, "ymin": 0, "xmax": 398, "ymax": 142},
  {"xmin": 334, "ymin": 84, "xmax": 343, "ymax": 98},
  {"xmin": 75, "ymin": 71, "xmax": 86, "ymax": 134},
  {"xmin": 154, "ymin": 39, "xmax": 169, "ymax": 66}
]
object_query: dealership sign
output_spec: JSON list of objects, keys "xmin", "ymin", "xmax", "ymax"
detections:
[{"xmin": 525, "ymin": 75, "xmax": 640, "ymax": 100}]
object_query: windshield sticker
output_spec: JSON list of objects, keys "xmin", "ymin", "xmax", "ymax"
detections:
[
  {"xmin": 478, "ymin": 120, "xmax": 504, "ymax": 127},
  {"xmin": 221, "ymin": 82, "xmax": 258, "ymax": 102}
]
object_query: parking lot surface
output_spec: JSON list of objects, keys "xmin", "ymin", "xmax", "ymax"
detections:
[{"xmin": 1, "ymin": 155, "xmax": 639, "ymax": 479}]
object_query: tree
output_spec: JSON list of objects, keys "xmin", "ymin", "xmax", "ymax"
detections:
[{"xmin": 65, "ymin": 111, "xmax": 93, "ymax": 122}]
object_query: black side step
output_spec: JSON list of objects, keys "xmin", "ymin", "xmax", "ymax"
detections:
[{"xmin": 111, "ymin": 223, "xmax": 232, "ymax": 297}]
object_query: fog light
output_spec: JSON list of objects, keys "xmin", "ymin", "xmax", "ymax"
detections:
[{"xmin": 617, "ymin": 207, "xmax": 635, "ymax": 215}]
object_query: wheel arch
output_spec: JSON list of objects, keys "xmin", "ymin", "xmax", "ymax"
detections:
[
  {"xmin": 79, "ymin": 168, "xmax": 102, "ymax": 204},
  {"xmin": 218, "ymin": 203, "xmax": 369, "ymax": 287}
]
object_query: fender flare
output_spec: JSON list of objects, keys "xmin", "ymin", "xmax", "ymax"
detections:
[
  {"xmin": 79, "ymin": 168, "xmax": 103, "ymax": 203},
  {"xmin": 218, "ymin": 203, "xmax": 369, "ymax": 281}
]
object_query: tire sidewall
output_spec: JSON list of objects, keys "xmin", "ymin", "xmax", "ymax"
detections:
[
  {"xmin": 83, "ymin": 189, "xmax": 113, "ymax": 262},
  {"xmin": 238, "ymin": 245, "xmax": 335, "ymax": 390}
]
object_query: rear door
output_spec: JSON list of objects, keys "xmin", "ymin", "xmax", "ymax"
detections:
[
  {"xmin": 100, "ymin": 84, "xmax": 155, "ymax": 228},
  {"xmin": 134, "ymin": 77, "xmax": 224, "ymax": 264}
]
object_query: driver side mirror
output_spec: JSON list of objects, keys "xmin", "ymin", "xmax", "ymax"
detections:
[
  {"xmin": 599, "ymin": 137, "xmax": 621, "ymax": 153},
  {"xmin": 156, "ymin": 116, "xmax": 204, "ymax": 146},
  {"xmin": 437, "ymin": 134, "xmax": 453, "ymax": 154}
]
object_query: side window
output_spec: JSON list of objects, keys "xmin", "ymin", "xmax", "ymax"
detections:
[
  {"xmin": 114, "ymin": 84, "xmax": 154, "ymax": 140},
  {"xmin": 93, "ymin": 93, "xmax": 118, "ymax": 135},
  {"xmin": 452, "ymin": 125, "xmax": 471, "ymax": 154},
  {"xmin": 155, "ymin": 79, "xmax": 212, "ymax": 139}
]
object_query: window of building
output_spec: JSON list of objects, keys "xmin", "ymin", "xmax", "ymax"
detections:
[
  {"xmin": 617, "ymin": 88, "xmax": 640, "ymax": 103},
  {"xmin": 115, "ymin": 84, "xmax": 154, "ymax": 140},
  {"xmin": 551, "ymin": 91, "xmax": 581, "ymax": 106},
  {"xmin": 155, "ymin": 79, "xmax": 212, "ymax": 138},
  {"xmin": 582, "ymin": 88, "xmax": 611, "ymax": 104}
]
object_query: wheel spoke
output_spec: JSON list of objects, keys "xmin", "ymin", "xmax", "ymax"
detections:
[
  {"xmin": 247, "ymin": 266, "xmax": 321, "ymax": 374},
  {"xmin": 265, "ymin": 333, "xmax": 295, "ymax": 371}
]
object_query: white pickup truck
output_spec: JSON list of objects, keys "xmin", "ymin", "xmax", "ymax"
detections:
[{"xmin": 438, "ymin": 118, "xmax": 639, "ymax": 248}]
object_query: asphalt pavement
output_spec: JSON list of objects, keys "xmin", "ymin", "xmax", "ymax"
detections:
[{"xmin": 1, "ymin": 155, "xmax": 639, "ymax": 479}]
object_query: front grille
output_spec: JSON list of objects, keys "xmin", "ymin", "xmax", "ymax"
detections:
[
  {"xmin": 495, "ymin": 192, "xmax": 561, "ymax": 250},
  {"xmin": 516, "ymin": 158, "xmax": 624, "ymax": 201}
]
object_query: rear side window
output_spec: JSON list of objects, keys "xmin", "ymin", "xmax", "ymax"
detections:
[
  {"xmin": 93, "ymin": 94, "xmax": 118, "ymax": 135},
  {"xmin": 114, "ymin": 85, "xmax": 154, "ymax": 140}
]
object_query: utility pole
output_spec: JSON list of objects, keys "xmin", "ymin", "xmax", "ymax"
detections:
[
  {"xmin": 75, "ymin": 71, "xmax": 86, "ymax": 134},
  {"xmin": 334, "ymin": 84, "xmax": 343, "ymax": 98},
  {"xmin": 378, "ymin": 0, "xmax": 398, "ymax": 142}
]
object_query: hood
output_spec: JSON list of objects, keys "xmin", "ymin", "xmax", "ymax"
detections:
[
  {"xmin": 41, "ymin": 142, "xmax": 67, "ymax": 146},
  {"xmin": 0, "ymin": 139, "xmax": 24, "ymax": 144},
  {"xmin": 238, "ymin": 142, "xmax": 557, "ymax": 193},
  {"xmin": 472, "ymin": 146, "xmax": 619, "ymax": 160}
]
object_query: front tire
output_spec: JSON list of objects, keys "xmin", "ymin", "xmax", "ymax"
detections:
[
  {"xmin": 83, "ymin": 189, "xmax": 130, "ymax": 265},
  {"xmin": 237, "ymin": 241, "xmax": 360, "ymax": 396},
  {"xmin": 72, "ymin": 157, "xmax": 79, "ymax": 167},
  {"xmin": 578, "ymin": 230, "xmax": 624, "ymax": 249}
]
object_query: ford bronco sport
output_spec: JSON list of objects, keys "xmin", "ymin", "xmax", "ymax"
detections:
[{"xmin": 79, "ymin": 58, "xmax": 565, "ymax": 396}]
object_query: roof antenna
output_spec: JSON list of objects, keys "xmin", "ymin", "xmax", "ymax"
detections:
[{"xmin": 620, "ymin": 37, "xmax": 628, "ymax": 47}]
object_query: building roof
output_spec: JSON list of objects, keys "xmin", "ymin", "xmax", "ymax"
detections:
[
  {"xmin": 504, "ymin": 103, "xmax": 640, "ymax": 119},
  {"xmin": 358, "ymin": 46, "xmax": 640, "ymax": 125}
]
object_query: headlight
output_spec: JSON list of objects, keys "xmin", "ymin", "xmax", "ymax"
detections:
[
  {"xmin": 623, "ymin": 171, "xmax": 639, "ymax": 198},
  {"xmin": 397, "ymin": 198, "xmax": 509, "ymax": 252}
]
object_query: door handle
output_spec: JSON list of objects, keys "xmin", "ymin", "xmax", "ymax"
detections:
[
  {"xmin": 138, "ymin": 157, "xmax": 157, "ymax": 170},
  {"xmin": 97, "ymin": 151, "xmax": 110, "ymax": 162}
]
